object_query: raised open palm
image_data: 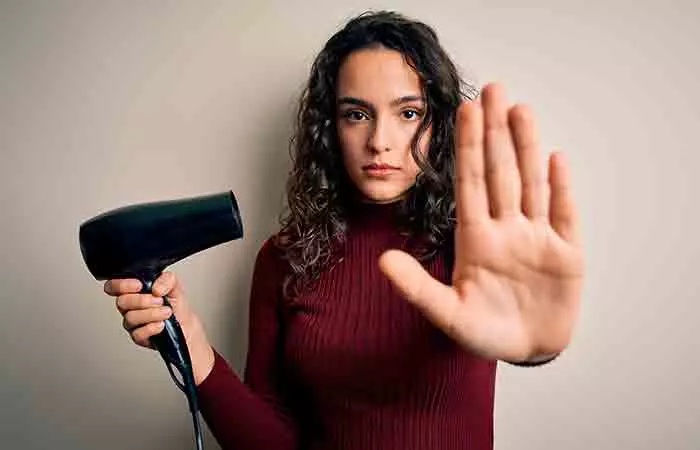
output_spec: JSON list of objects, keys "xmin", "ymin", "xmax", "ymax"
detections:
[{"xmin": 379, "ymin": 83, "xmax": 584, "ymax": 364}]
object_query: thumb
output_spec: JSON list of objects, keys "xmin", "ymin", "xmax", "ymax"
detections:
[
  {"xmin": 152, "ymin": 272, "xmax": 189, "ymax": 316},
  {"xmin": 378, "ymin": 249, "xmax": 458, "ymax": 331},
  {"xmin": 152, "ymin": 271, "xmax": 184, "ymax": 298}
]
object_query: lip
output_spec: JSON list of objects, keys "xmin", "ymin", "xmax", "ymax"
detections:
[
  {"xmin": 362, "ymin": 163, "xmax": 399, "ymax": 177},
  {"xmin": 362, "ymin": 163, "xmax": 399, "ymax": 170}
]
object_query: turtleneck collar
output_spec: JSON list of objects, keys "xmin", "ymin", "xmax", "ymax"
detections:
[{"xmin": 345, "ymin": 195, "xmax": 405, "ymax": 230}]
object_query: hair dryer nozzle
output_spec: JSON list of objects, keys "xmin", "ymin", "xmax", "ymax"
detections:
[{"xmin": 78, "ymin": 190, "xmax": 243, "ymax": 281}]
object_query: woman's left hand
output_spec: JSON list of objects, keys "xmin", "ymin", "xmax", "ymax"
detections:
[{"xmin": 379, "ymin": 82, "xmax": 585, "ymax": 364}]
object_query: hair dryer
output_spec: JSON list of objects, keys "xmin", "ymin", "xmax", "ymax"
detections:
[{"xmin": 78, "ymin": 190, "xmax": 243, "ymax": 450}]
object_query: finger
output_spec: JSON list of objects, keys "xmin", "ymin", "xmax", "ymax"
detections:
[
  {"xmin": 152, "ymin": 271, "xmax": 184, "ymax": 298},
  {"xmin": 116, "ymin": 293, "xmax": 163, "ymax": 314},
  {"xmin": 378, "ymin": 250, "xmax": 460, "ymax": 333},
  {"xmin": 131, "ymin": 321, "xmax": 165, "ymax": 348},
  {"xmin": 482, "ymin": 83, "xmax": 521, "ymax": 217},
  {"xmin": 508, "ymin": 104, "xmax": 548, "ymax": 219},
  {"xmin": 104, "ymin": 279, "xmax": 142, "ymax": 296},
  {"xmin": 548, "ymin": 152, "xmax": 579, "ymax": 243},
  {"xmin": 455, "ymin": 100, "xmax": 489, "ymax": 225},
  {"xmin": 122, "ymin": 306, "xmax": 172, "ymax": 332}
]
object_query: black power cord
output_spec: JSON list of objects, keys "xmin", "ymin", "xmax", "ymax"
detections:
[
  {"xmin": 164, "ymin": 359, "xmax": 204, "ymax": 450},
  {"xmin": 141, "ymin": 277, "xmax": 205, "ymax": 450}
]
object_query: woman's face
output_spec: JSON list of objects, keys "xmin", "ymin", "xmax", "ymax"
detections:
[{"xmin": 335, "ymin": 47, "xmax": 431, "ymax": 204}]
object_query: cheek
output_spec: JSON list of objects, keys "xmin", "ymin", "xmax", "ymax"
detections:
[
  {"xmin": 337, "ymin": 125, "xmax": 367, "ymax": 168},
  {"xmin": 418, "ymin": 126, "xmax": 432, "ymax": 156},
  {"xmin": 405, "ymin": 127, "xmax": 432, "ymax": 174}
]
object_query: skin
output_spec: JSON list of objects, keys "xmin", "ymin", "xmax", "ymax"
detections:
[
  {"xmin": 379, "ymin": 79, "xmax": 584, "ymax": 363},
  {"xmin": 335, "ymin": 47, "xmax": 431, "ymax": 204},
  {"xmin": 103, "ymin": 47, "xmax": 584, "ymax": 386}
]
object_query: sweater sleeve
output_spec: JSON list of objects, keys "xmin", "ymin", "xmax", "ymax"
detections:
[{"xmin": 195, "ymin": 238, "xmax": 299, "ymax": 450}]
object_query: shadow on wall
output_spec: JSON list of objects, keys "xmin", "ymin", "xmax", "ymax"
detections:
[{"xmin": 219, "ymin": 97, "xmax": 294, "ymax": 379}]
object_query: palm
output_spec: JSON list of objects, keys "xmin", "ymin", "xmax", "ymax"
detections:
[{"xmin": 380, "ymin": 83, "xmax": 584, "ymax": 363}]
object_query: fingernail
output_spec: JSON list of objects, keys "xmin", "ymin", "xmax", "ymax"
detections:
[
  {"xmin": 151, "ymin": 296, "xmax": 163, "ymax": 305},
  {"xmin": 161, "ymin": 306, "xmax": 172, "ymax": 316}
]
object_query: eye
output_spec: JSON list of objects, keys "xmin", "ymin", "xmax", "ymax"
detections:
[
  {"xmin": 401, "ymin": 109, "xmax": 422, "ymax": 120},
  {"xmin": 342, "ymin": 110, "xmax": 369, "ymax": 121}
]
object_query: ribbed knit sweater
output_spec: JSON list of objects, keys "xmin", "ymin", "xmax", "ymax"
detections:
[{"xmin": 196, "ymin": 200, "xmax": 497, "ymax": 450}]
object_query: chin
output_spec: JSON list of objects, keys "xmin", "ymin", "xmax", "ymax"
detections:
[{"xmin": 356, "ymin": 183, "xmax": 411, "ymax": 204}]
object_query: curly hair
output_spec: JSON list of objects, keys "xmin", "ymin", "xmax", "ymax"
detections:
[{"xmin": 274, "ymin": 10, "xmax": 478, "ymax": 298}]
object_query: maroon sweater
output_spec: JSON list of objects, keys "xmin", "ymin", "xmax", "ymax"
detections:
[{"xmin": 196, "ymin": 200, "xmax": 497, "ymax": 450}]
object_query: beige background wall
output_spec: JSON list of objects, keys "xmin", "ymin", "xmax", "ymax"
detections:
[{"xmin": 1, "ymin": 1, "xmax": 698, "ymax": 449}]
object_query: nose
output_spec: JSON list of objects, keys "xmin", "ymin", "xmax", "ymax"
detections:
[{"xmin": 367, "ymin": 116, "xmax": 392, "ymax": 153}]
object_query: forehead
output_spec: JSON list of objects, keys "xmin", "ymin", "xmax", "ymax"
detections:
[{"xmin": 336, "ymin": 47, "xmax": 423, "ymax": 100}]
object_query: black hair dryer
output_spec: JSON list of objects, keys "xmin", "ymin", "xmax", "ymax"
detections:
[{"xmin": 78, "ymin": 190, "xmax": 243, "ymax": 450}]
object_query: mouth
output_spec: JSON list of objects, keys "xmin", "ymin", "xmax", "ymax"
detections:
[
  {"xmin": 362, "ymin": 163, "xmax": 399, "ymax": 170},
  {"xmin": 362, "ymin": 163, "xmax": 400, "ymax": 176}
]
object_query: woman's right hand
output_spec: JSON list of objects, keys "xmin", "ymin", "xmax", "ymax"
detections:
[{"xmin": 103, "ymin": 272, "xmax": 216, "ymax": 385}]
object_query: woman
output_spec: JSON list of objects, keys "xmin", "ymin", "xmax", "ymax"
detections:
[{"xmin": 104, "ymin": 10, "xmax": 584, "ymax": 450}]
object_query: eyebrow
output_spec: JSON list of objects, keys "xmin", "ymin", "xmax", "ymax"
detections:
[{"xmin": 337, "ymin": 95, "xmax": 425, "ymax": 110}]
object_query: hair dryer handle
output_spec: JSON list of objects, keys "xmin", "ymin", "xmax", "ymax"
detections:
[{"xmin": 140, "ymin": 278, "xmax": 198, "ymax": 412}]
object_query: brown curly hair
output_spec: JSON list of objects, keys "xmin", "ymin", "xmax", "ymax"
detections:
[{"xmin": 274, "ymin": 10, "xmax": 478, "ymax": 298}]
